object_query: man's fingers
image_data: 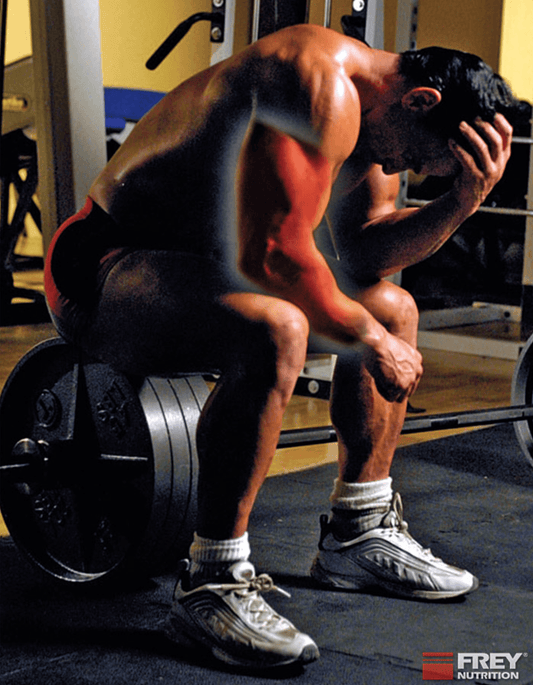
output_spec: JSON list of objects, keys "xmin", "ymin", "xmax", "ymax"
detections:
[
  {"xmin": 377, "ymin": 377, "xmax": 419, "ymax": 404},
  {"xmin": 449, "ymin": 137, "xmax": 465, "ymax": 157},
  {"xmin": 493, "ymin": 112, "xmax": 514, "ymax": 145},
  {"xmin": 473, "ymin": 116, "xmax": 512, "ymax": 161},
  {"xmin": 450, "ymin": 117, "xmax": 511, "ymax": 192},
  {"xmin": 457, "ymin": 116, "xmax": 512, "ymax": 167},
  {"xmin": 458, "ymin": 121, "xmax": 493, "ymax": 169},
  {"xmin": 448, "ymin": 137, "xmax": 474, "ymax": 170}
]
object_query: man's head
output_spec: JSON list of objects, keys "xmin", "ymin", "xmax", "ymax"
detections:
[
  {"xmin": 398, "ymin": 46, "xmax": 519, "ymax": 144},
  {"xmin": 368, "ymin": 46, "xmax": 522, "ymax": 177}
]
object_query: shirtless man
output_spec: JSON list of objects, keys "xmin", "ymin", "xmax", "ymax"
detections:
[{"xmin": 45, "ymin": 24, "xmax": 517, "ymax": 669}]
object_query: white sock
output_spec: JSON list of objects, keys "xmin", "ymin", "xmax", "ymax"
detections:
[
  {"xmin": 189, "ymin": 532, "xmax": 251, "ymax": 582},
  {"xmin": 329, "ymin": 477, "xmax": 393, "ymax": 537},
  {"xmin": 330, "ymin": 477, "xmax": 393, "ymax": 510}
]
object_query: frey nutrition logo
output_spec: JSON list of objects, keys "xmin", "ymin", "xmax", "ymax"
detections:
[
  {"xmin": 422, "ymin": 652, "xmax": 527, "ymax": 680},
  {"xmin": 423, "ymin": 653, "xmax": 454, "ymax": 680}
]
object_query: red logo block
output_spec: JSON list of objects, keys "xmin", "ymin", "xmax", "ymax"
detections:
[{"xmin": 423, "ymin": 653, "xmax": 454, "ymax": 680}]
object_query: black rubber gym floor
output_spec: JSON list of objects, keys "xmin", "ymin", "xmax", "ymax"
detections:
[{"xmin": 2, "ymin": 424, "xmax": 533, "ymax": 684}]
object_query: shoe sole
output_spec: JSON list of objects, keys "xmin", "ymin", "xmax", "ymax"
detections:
[
  {"xmin": 310, "ymin": 557, "xmax": 479, "ymax": 601},
  {"xmin": 164, "ymin": 611, "xmax": 320, "ymax": 668}
]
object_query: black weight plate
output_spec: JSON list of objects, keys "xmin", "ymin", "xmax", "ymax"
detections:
[
  {"xmin": 0, "ymin": 339, "xmax": 154, "ymax": 583},
  {"xmin": 0, "ymin": 339, "xmax": 86, "ymax": 580},
  {"xmin": 134, "ymin": 376, "xmax": 209, "ymax": 573},
  {"xmin": 511, "ymin": 334, "xmax": 533, "ymax": 468},
  {"xmin": 0, "ymin": 338, "xmax": 210, "ymax": 585}
]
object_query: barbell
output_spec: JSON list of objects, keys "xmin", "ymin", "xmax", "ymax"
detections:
[{"xmin": 1, "ymin": 334, "xmax": 533, "ymax": 587}]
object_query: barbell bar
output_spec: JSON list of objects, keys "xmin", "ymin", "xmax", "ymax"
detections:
[
  {"xmin": 278, "ymin": 404, "xmax": 533, "ymax": 447},
  {"xmin": 280, "ymin": 333, "xmax": 533, "ymax": 462},
  {"xmin": 2, "ymin": 334, "xmax": 533, "ymax": 587}
]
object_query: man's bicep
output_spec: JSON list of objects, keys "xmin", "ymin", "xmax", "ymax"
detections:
[
  {"xmin": 237, "ymin": 124, "xmax": 333, "ymax": 275},
  {"xmin": 240, "ymin": 124, "xmax": 332, "ymax": 223}
]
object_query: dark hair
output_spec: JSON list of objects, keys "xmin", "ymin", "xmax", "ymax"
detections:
[{"xmin": 398, "ymin": 46, "xmax": 521, "ymax": 139}]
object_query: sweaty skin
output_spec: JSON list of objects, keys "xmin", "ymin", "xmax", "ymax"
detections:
[
  {"xmin": 89, "ymin": 25, "xmax": 511, "ymax": 403},
  {"xmin": 83, "ymin": 25, "xmax": 512, "ymax": 538}
]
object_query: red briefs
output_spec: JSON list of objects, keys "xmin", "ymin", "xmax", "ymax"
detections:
[{"xmin": 44, "ymin": 197, "xmax": 132, "ymax": 344}]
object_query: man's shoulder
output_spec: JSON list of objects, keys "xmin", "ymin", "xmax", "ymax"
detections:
[
  {"xmin": 257, "ymin": 24, "xmax": 350, "ymax": 51},
  {"xmin": 245, "ymin": 26, "xmax": 361, "ymax": 162},
  {"xmin": 250, "ymin": 24, "xmax": 357, "ymax": 79}
]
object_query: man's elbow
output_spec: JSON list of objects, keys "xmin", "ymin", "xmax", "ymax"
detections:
[
  {"xmin": 239, "ymin": 247, "xmax": 302, "ymax": 292},
  {"xmin": 237, "ymin": 252, "xmax": 274, "ymax": 290}
]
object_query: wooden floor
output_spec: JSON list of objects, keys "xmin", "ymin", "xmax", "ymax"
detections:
[{"xmin": 0, "ymin": 314, "xmax": 519, "ymax": 537}]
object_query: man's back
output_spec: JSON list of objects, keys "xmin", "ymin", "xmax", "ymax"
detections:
[{"xmin": 88, "ymin": 25, "xmax": 364, "ymax": 258}]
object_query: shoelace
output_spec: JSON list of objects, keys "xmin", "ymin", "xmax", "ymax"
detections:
[
  {"xmin": 211, "ymin": 574, "xmax": 292, "ymax": 630},
  {"xmin": 381, "ymin": 493, "xmax": 409, "ymax": 532},
  {"xmin": 211, "ymin": 573, "xmax": 291, "ymax": 599},
  {"xmin": 381, "ymin": 493, "xmax": 441, "ymax": 561}
]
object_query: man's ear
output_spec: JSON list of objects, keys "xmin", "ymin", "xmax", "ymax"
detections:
[{"xmin": 401, "ymin": 87, "xmax": 442, "ymax": 114}]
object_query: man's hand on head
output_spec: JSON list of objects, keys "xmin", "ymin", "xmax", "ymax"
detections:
[{"xmin": 448, "ymin": 113, "xmax": 513, "ymax": 214}]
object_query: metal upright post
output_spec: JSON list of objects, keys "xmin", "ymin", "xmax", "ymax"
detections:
[
  {"xmin": 210, "ymin": 0, "xmax": 236, "ymax": 64},
  {"xmin": 324, "ymin": 0, "xmax": 332, "ymax": 28},
  {"xmin": 363, "ymin": 0, "xmax": 384, "ymax": 49},
  {"xmin": 28, "ymin": 0, "xmax": 107, "ymax": 255},
  {"xmin": 395, "ymin": 0, "xmax": 419, "ymax": 53},
  {"xmin": 519, "ymin": 122, "xmax": 533, "ymax": 339},
  {"xmin": 251, "ymin": 0, "xmax": 310, "ymax": 43}
]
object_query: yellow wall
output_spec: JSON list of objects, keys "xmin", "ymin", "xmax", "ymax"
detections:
[
  {"xmin": 100, "ymin": 0, "xmax": 354, "ymax": 93},
  {"xmin": 12, "ymin": 0, "xmax": 520, "ymax": 91},
  {"xmin": 6, "ymin": 0, "xmax": 32, "ymax": 64},
  {"xmin": 415, "ymin": 0, "xmax": 503, "ymax": 69},
  {"xmin": 499, "ymin": 0, "xmax": 533, "ymax": 102},
  {"xmin": 99, "ymin": 0, "xmax": 213, "ymax": 92},
  {"xmin": 7, "ymin": 1, "xmax": 532, "ymax": 101},
  {"xmin": 99, "ymin": 0, "xmax": 400, "ymax": 92},
  {"xmin": 6, "ymin": 0, "xmax": 214, "ymax": 93}
]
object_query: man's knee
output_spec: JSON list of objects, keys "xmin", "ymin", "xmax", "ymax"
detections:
[
  {"xmin": 358, "ymin": 280, "xmax": 419, "ymax": 339},
  {"xmin": 384, "ymin": 283, "xmax": 418, "ymax": 333},
  {"xmin": 224, "ymin": 295, "xmax": 309, "ymax": 376},
  {"xmin": 263, "ymin": 302, "xmax": 310, "ymax": 369}
]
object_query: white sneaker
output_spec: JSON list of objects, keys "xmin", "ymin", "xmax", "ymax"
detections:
[
  {"xmin": 165, "ymin": 560, "xmax": 319, "ymax": 668},
  {"xmin": 310, "ymin": 493, "xmax": 479, "ymax": 600}
]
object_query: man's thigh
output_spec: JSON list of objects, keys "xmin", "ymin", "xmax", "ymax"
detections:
[
  {"xmin": 326, "ymin": 253, "xmax": 413, "ymax": 324},
  {"xmin": 81, "ymin": 250, "xmax": 283, "ymax": 376}
]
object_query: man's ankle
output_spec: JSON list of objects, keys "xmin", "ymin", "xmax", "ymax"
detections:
[
  {"xmin": 328, "ymin": 477, "xmax": 393, "ymax": 539},
  {"xmin": 187, "ymin": 532, "xmax": 251, "ymax": 588}
]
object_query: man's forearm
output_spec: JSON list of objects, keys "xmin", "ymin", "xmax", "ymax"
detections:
[
  {"xmin": 348, "ymin": 188, "xmax": 477, "ymax": 279},
  {"xmin": 243, "ymin": 246, "xmax": 387, "ymax": 346},
  {"xmin": 352, "ymin": 115, "xmax": 514, "ymax": 279}
]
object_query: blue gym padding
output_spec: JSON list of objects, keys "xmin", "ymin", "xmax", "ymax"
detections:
[{"xmin": 104, "ymin": 87, "xmax": 166, "ymax": 130}]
